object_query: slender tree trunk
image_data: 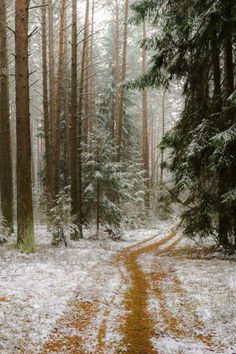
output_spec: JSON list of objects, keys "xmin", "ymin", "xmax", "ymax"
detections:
[
  {"xmin": 154, "ymin": 106, "xmax": 159, "ymax": 184},
  {"xmin": 84, "ymin": 13, "xmax": 90, "ymax": 145},
  {"xmin": 48, "ymin": 0, "xmax": 56, "ymax": 195},
  {"xmin": 0, "ymin": 0, "xmax": 14, "ymax": 233},
  {"xmin": 160, "ymin": 90, "xmax": 165, "ymax": 184},
  {"xmin": 211, "ymin": 18, "xmax": 221, "ymax": 106},
  {"xmin": 150, "ymin": 115, "xmax": 155, "ymax": 185},
  {"xmin": 88, "ymin": 0, "xmax": 95, "ymax": 136},
  {"xmin": 116, "ymin": 0, "xmax": 129, "ymax": 161},
  {"xmin": 70, "ymin": 0, "xmax": 78, "ymax": 229},
  {"xmin": 142, "ymin": 21, "xmax": 150, "ymax": 207},
  {"xmin": 76, "ymin": 0, "xmax": 90, "ymax": 238},
  {"xmin": 211, "ymin": 20, "xmax": 225, "ymax": 247},
  {"xmin": 114, "ymin": 0, "xmax": 120, "ymax": 147},
  {"xmin": 53, "ymin": 0, "xmax": 66, "ymax": 198},
  {"xmin": 96, "ymin": 179, "xmax": 100, "ymax": 238},
  {"xmin": 63, "ymin": 23, "xmax": 70, "ymax": 187},
  {"xmin": 41, "ymin": 0, "xmax": 51, "ymax": 215},
  {"xmin": 15, "ymin": 0, "xmax": 35, "ymax": 253}
]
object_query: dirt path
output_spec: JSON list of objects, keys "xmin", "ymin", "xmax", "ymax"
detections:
[
  {"xmin": 96, "ymin": 229, "xmax": 180, "ymax": 353},
  {"xmin": 41, "ymin": 229, "xmax": 218, "ymax": 353},
  {"xmin": 120, "ymin": 230, "xmax": 179, "ymax": 353}
]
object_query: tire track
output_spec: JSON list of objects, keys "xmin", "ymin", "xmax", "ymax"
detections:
[{"xmin": 97, "ymin": 229, "xmax": 177, "ymax": 353}]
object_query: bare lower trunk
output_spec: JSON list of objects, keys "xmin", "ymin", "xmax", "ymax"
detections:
[
  {"xmin": 0, "ymin": 0, "xmax": 14, "ymax": 233},
  {"xmin": 88, "ymin": 0, "xmax": 95, "ymax": 136},
  {"xmin": 63, "ymin": 25, "xmax": 70, "ymax": 186},
  {"xmin": 160, "ymin": 90, "xmax": 165, "ymax": 184},
  {"xmin": 76, "ymin": 0, "xmax": 90, "ymax": 238},
  {"xmin": 48, "ymin": 0, "xmax": 56, "ymax": 194},
  {"xmin": 116, "ymin": 0, "xmax": 129, "ymax": 161},
  {"xmin": 142, "ymin": 21, "xmax": 150, "ymax": 207},
  {"xmin": 70, "ymin": 0, "xmax": 79, "ymax": 239},
  {"xmin": 15, "ymin": 0, "xmax": 35, "ymax": 253},
  {"xmin": 96, "ymin": 180, "xmax": 100, "ymax": 238},
  {"xmin": 53, "ymin": 0, "xmax": 66, "ymax": 198},
  {"xmin": 41, "ymin": 0, "xmax": 52, "ymax": 216},
  {"xmin": 114, "ymin": 0, "xmax": 120, "ymax": 148}
]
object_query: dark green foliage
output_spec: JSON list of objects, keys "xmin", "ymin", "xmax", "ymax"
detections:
[
  {"xmin": 82, "ymin": 123, "xmax": 145, "ymax": 232},
  {"xmin": 50, "ymin": 187, "xmax": 79, "ymax": 245},
  {"xmin": 132, "ymin": 0, "xmax": 236, "ymax": 251}
]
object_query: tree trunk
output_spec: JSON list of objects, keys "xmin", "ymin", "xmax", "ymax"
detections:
[
  {"xmin": 63, "ymin": 22, "xmax": 70, "ymax": 187},
  {"xmin": 70, "ymin": 0, "xmax": 78, "ymax": 228},
  {"xmin": 41, "ymin": 0, "xmax": 51, "ymax": 216},
  {"xmin": 0, "ymin": 0, "xmax": 14, "ymax": 233},
  {"xmin": 211, "ymin": 18, "xmax": 221, "ymax": 106},
  {"xmin": 48, "ymin": 0, "xmax": 56, "ymax": 193},
  {"xmin": 76, "ymin": 0, "xmax": 90, "ymax": 238},
  {"xmin": 88, "ymin": 0, "xmax": 95, "ymax": 136},
  {"xmin": 84, "ymin": 18, "xmax": 90, "ymax": 145},
  {"xmin": 15, "ymin": 0, "xmax": 35, "ymax": 253},
  {"xmin": 114, "ymin": 0, "xmax": 120, "ymax": 149},
  {"xmin": 142, "ymin": 21, "xmax": 150, "ymax": 207},
  {"xmin": 96, "ymin": 179, "xmax": 100, "ymax": 238},
  {"xmin": 160, "ymin": 90, "xmax": 165, "ymax": 184},
  {"xmin": 116, "ymin": 0, "xmax": 129, "ymax": 161},
  {"xmin": 53, "ymin": 0, "xmax": 66, "ymax": 199}
]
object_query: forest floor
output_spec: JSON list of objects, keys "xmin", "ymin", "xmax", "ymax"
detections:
[{"xmin": 0, "ymin": 222, "xmax": 236, "ymax": 353}]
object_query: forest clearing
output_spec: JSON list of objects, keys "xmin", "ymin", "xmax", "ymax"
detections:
[{"xmin": 1, "ymin": 0, "xmax": 236, "ymax": 353}]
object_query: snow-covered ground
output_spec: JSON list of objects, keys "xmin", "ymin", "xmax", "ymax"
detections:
[
  {"xmin": 0, "ymin": 223, "xmax": 235, "ymax": 353},
  {"xmin": 139, "ymin": 237, "xmax": 236, "ymax": 354},
  {"xmin": 0, "ymin": 224, "xmax": 162, "ymax": 353},
  {"xmin": 174, "ymin": 257, "xmax": 236, "ymax": 352}
]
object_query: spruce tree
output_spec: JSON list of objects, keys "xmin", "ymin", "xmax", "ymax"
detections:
[{"xmin": 131, "ymin": 0, "xmax": 236, "ymax": 251}]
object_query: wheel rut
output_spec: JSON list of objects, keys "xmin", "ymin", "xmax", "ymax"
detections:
[
  {"xmin": 40, "ymin": 228, "xmax": 218, "ymax": 353},
  {"xmin": 97, "ymin": 229, "xmax": 178, "ymax": 353}
]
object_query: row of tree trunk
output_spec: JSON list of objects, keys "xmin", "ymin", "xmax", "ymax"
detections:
[{"xmin": 0, "ymin": 0, "xmax": 165, "ymax": 252}]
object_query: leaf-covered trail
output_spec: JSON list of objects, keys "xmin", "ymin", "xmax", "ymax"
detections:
[{"xmin": 41, "ymin": 229, "xmax": 220, "ymax": 354}]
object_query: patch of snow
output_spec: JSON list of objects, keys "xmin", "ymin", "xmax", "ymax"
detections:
[
  {"xmin": 0, "ymin": 224, "xmax": 163, "ymax": 353},
  {"xmin": 174, "ymin": 258, "xmax": 236, "ymax": 353},
  {"xmin": 139, "ymin": 242, "xmax": 236, "ymax": 354}
]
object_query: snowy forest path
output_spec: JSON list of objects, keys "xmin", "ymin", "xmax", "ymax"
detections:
[
  {"xmin": 96, "ymin": 228, "xmax": 181, "ymax": 353},
  {"xmin": 41, "ymin": 228, "xmax": 219, "ymax": 354},
  {"xmin": 96, "ymin": 228, "xmax": 219, "ymax": 354}
]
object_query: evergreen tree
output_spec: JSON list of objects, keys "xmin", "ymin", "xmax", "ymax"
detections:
[
  {"xmin": 82, "ymin": 123, "xmax": 145, "ymax": 237},
  {"xmin": 50, "ymin": 187, "xmax": 79, "ymax": 246},
  {"xmin": 131, "ymin": 0, "xmax": 236, "ymax": 251}
]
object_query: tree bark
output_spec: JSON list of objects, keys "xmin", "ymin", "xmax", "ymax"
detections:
[
  {"xmin": 48, "ymin": 0, "xmax": 56, "ymax": 196},
  {"xmin": 116, "ymin": 0, "xmax": 129, "ymax": 161},
  {"xmin": 160, "ymin": 90, "xmax": 165, "ymax": 184},
  {"xmin": 53, "ymin": 0, "xmax": 66, "ymax": 198},
  {"xmin": 41, "ymin": 0, "xmax": 52, "ymax": 215},
  {"xmin": 0, "ymin": 0, "xmax": 14, "ymax": 233},
  {"xmin": 96, "ymin": 179, "xmax": 100, "ymax": 238},
  {"xmin": 70, "ymin": 0, "xmax": 78, "ymax": 221},
  {"xmin": 114, "ymin": 0, "xmax": 120, "ymax": 149},
  {"xmin": 84, "ymin": 14, "xmax": 90, "ymax": 145},
  {"xmin": 76, "ymin": 0, "xmax": 90, "ymax": 238},
  {"xmin": 15, "ymin": 0, "xmax": 35, "ymax": 253},
  {"xmin": 141, "ymin": 21, "xmax": 150, "ymax": 207},
  {"xmin": 88, "ymin": 0, "xmax": 95, "ymax": 136},
  {"xmin": 63, "ymin": 22, "xmax": 70, "ymax": 187}
]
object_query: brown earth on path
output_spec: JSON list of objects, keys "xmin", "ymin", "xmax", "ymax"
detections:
[{"xmin": 40, "ymin": 227, "xmax": 221, "ymax": 353}]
